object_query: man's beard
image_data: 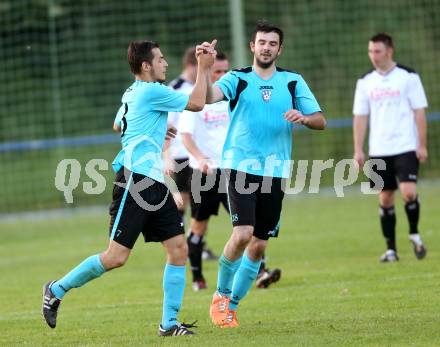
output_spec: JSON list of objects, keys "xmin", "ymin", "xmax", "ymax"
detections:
[
  {"xmin": 255, "ymin": 56, "xmax": 276, "ymax": 69},
  {"xmin": 154, "ymin": 74, "xmax": 166, "ymax": 83},
  {"xmin": 152, "ymin": 70, "xmax": 166, "ymax": 83}
]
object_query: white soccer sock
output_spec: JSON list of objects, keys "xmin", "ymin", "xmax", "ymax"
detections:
[{"xmin": 409, "ymin": 233, "xmax": 423, "ymax": 245}]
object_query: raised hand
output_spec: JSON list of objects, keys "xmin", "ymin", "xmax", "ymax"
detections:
[
  {"xmin": 196, "ymin": 39, "xmax": 217, "ymax": 68},
  {"xmin": 196, "ymin": 39, "xmax": 217, "ymax": 56}
]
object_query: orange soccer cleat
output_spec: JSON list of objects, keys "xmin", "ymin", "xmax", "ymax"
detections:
[
  {"xmin": 220, "ymin": 310, "xmax": 239, "ymax": 328},
  {"xmin": 209, "ymin": 292, "xmax": 230, "ymax": 326}
]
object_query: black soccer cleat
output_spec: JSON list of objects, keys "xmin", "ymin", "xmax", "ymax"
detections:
[
  {"xmin": 411, "ymin": 241, "xmax": 427, "ymax": 260},
  {"xmin": 42, "ymin": 281, "xmax": 61, "ymax": 328},
  {"xmin": 157, "ymin": 321, "xmax": 197, "ymax": 336},
  {"xmin": 256, "ymin": 268, "xmax": 282, "ymax": 289}
]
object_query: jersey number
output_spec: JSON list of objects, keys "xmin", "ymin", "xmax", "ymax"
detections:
[{"xmin": 121, "ymin": 103, "xmax": 128, "ymax": 137}]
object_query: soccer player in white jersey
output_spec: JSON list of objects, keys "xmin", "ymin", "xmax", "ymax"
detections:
[
  {"xmin": 165, "ymin": 47, "xmax": 219, "ymax": 261},
  {"xmin": 207, "ymin": 21, "xmax": 326, "ymax": 328},
  {"xmin": 42, "ymin": 39, "xmax": 217, "ymax": 337},
  {"xmin": 164, "ymin": 47, "xmax": 196, "ymax": 225},
  {"xmin": 353, "ymin": 33, "xmax": 428, "ymax": 263},
  {"xmin": 179, "ymin": 52, "xmax": 231, "ymax": 291}
]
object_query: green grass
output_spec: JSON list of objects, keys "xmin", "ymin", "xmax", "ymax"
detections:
[{"xmin": 1, "ymin": 184, "xmax": 439, "ymax": 346}]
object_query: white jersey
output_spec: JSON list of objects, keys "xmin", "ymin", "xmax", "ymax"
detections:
[
  {"xmin": 178, "ymin": 101, "xmax": 229, "ymax": 169},
  {"xmin": 168, "ymin": 77, "xmax": 193, "ymax": 159},
  {"xmin": 353, "ymin": 64, "xmax": 428, "ymax": 156}
]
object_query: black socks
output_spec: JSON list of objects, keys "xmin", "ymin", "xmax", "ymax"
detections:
[
  {"xmin": 187, "ymin": 231, "xmax": 204, "ymax": 281},
  {"xmin": 405, "ymin": 197, "xmax": 420, "ymax": 234},
  {"xmin": 380, "ymin": 206, "xmax": 396, "ymax": 251}
]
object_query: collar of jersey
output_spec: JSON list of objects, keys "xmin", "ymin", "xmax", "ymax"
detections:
[
  {"xmin": 375, "ymin": 63, "xmax": 397, "ymax": 77},
  {"xmin": 252, "ymin": 66, "xmax": 278, "ymax": 83},
  {"xmin": 133, "ymin": 79, "xmax": 163, "ymax": 85}
]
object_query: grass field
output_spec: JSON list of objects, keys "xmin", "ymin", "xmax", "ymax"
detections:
[{"xmin": 1, "ymin": 184, "xmax": 439, "ymax": 346}]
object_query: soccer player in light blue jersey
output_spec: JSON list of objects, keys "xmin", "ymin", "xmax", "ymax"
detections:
[
  {"xmin": 42, "ymin": 39, "xmax": 217, "ymax": 337},
  {"xmin": 207, "ymin": 21, "xmax": 326, "ymax": 328}
]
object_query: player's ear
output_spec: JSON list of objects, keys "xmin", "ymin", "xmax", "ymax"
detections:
[
  {"xmin": 277, "ymin": 44, "xmax": 283, "ymax": 56},
  {"xmin": 250, "ymin": 40, "xmax": 255, "ymax": 54},
  {"xmin": 387, "ymin": 46, "xmax": 394, "ymax": 58},
  {"xmin": 141, "ymin": 61, "xmax": 151, "ymax": 72}
]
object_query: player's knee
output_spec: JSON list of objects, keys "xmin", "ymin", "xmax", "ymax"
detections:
[
  {"xmin": 112, "ymin": 256, "xmax": 127, "ymax": 269},
  {"xmin": 233, "ymin": 226, "xmax": 253, "ymax": 248},
  {"xmin": 191, "ymin": 220, "xmax": 207, "ymax": 235},
  {"xmin": 402, "ymin": 191, "xmax": 417, "ymax": 203},
  {"xmin": 379, "ymin": 191, "xmax": 394, "ymax": 207},
  {"xmin": 170, "ymin": 238, "xmax": 188, "ymax": 262},
  {"xmin": 102, "ymin": 253, "xmax": 128, "ymax": 269},
  {"xmin": 247, "ymin": 239, "xmax": 267, "ymax": 259},
  {"xmin": 178, "ymin": 240, "xmax": 189, "ymax": 259},
  {"xmin": 253, "ymin": 243, "xmax": 266, "ymax": 258}
]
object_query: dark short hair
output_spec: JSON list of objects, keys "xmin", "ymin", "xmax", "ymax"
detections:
[
  {"xmin": 216, "ymin": 51, "xmax": 228, "ymax": 61},
  {"xmin": 182, "ymin": 46, "xmax": 197, "ymax": 68},
  {"xmin": 370, "ymin": 33, "xmax": 394, "ymax": 48},
  {"xmin": 127, "ymin": 40, "xmax": 159, "ymax": 75},
  {"xmin": 251, "ymin": 20, "xmax": 284, "ymax": 46}
]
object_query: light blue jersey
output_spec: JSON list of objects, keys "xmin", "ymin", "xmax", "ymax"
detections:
[
  {"xmin": 112, "ymin": 80, "xmax": 189, "ymax": 182},
  {"xmin": 114, "ymin": 107, "xmax": 123, "ymax": 127},
  {"xmin": 215, "ymin": 66, "xmax": 321, "ymax": 178}
]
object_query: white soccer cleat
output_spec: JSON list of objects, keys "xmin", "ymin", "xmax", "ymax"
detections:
[{"xmin": 380, "ymin": 249, "xmax": 399, "ymax": 263}]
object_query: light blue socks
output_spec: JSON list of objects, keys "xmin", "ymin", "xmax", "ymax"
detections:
[
  {"xmin": 50, "ymin": 254, "xmax": 106, "ymax": 299},
  {"xmin": 229, "ymin": 253, "xmax": 262, "ymax": 311},
  {"xmin": 216, "ymin": 255, "xmax": 242, "ymax": 296},
  {"xmin": 161, "ymin": 264, "xmax": 186, "ymax": 330}
]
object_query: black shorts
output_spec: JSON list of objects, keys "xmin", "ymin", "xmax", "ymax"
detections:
[
  {"xmin": 190, "ymin": 169, "xmax": 229, "ymax": 221},
  {"xmin": 225, "ymin": 169, "xmax": 284, "ymax": 241},
  {"xmin": 369, "ymin": 151, "xmax": 419, "ymax": 191},
  {"xmin": 171, "ymin": 158, "xmax": 192, "ymax": 193},
  {"xmin": 108, "ymin": 167, "xmax": 184, "ymax": 249}
]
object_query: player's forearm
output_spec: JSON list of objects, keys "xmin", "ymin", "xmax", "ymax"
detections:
[
  {"xmin": 187, "ymin": 66, "xmax": 209, "ymax": 111},
  {"xmin": 163, "ymin": 138, "xmax": 171, "ymax": 153},
  {"xmin": 206, "ymin": 85, "xmax": 225, "ymax": 104},
  {"xmin": 414, "ymin": 109, "xmax": 427, "ymax": 147},
  {"xmin": 353, "ymin": 116, "xmax": 368, "ymax": 152},
  {"xmin": 304, "ymin": 112, "xmax": 326, "ymax": 130},
  {"xmin": 206, "ymin": 72, "xmax": 213, "ymax": 104},
  {"xmin": 181, "ymin": 133, "xmax": 206, "ymax": 160}
]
